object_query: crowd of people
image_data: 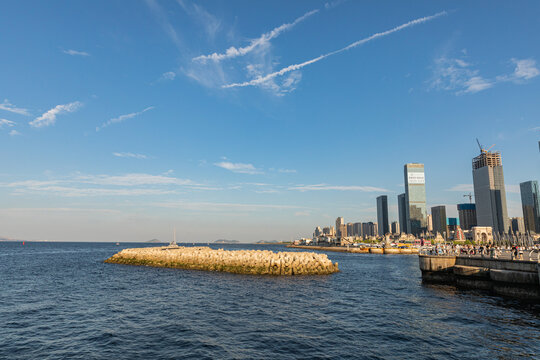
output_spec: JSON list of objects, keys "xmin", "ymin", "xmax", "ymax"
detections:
[{"xmin": 424, "ymin": 243, "xmax": 540, "ymax": 260}]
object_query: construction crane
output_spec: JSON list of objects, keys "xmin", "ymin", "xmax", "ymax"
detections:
[
  {"xmin": 463, "ymin": 193, "xmax": 474, "ymax": 203},
  {"xmin": 476, "ymin": 138, "xmax": 495, "ymax": 153}
]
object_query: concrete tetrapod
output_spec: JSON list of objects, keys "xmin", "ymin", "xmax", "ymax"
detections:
[{"xmin": 105, "ymin": 246, "xmax": 339, "ymax": 275}]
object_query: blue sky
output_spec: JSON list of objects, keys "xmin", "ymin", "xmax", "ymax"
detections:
[{"xmin": 0, "ymin": 1, "xmax": 539, "ymax": 242}]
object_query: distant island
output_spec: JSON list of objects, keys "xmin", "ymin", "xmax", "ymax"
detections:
[
  {"xmin": 255, "ymin": 240, "xmax": 290, "ymax": 244},
  {"xmin": 146, "ymin": 239, "xmax": 164, "ymax": 243},
  {"xmin": 214, "ymin": 239, "xmax": 239, "ymax": 244}
]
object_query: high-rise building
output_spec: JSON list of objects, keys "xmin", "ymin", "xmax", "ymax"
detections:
[
  {"xmin": 361, "ymin": 222, "xmax": 377, "ymax": 237},
  {"xmin": 353, "ymin": 222, "xmax": 362, "ymax": 237},
  {"xmin": 431, "ymin": 206, "xmax": 447, "ymax": 237},
  {"xmin": 398, "ymin": 193, "xmax": 407, "ymax": 234},
  {"xmin": 376, "ymin": 195, "xmax": 389, "ymax": 236},
  {"xmin": 347, "ymin": 223, "xmax": 354, "ymax": 238},
  {"xmin": 336, "ymin": 217, "xmax": 345, "ymax": 237},
  {"xmin": 404, "ymin": 163, "xmax": 427, "ymax": 235},
  {"xmin": 447, "ymin": 217, "xmax": 459, "ymax": 233},
  {"xmin": 457, "ymin": 203, "xmax": 477, "ymax": 230},
  {"xmin": 391, "ymin": 221, "xmax": 400, "ymax": 234},
  {"xmin": 511, "ymin": 217, "xmax": 525, "ymax": 234},
  {"xmin": 426, "ymin": 214, "xmax": 433, "ymax": 233},
  {"xmin": 520, "ymin": 180, "xmax": 540, "ymax": 233},
  {"xmin": 314, "ymin": 226, "xmax": 322, "ymax": 237},
  {"xmin": 472, "ymin": 149, "xmax": 509, "ymax": 234}
]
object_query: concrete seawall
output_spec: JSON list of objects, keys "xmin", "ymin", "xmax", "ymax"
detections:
[
  {"xmin": 419, "ymin": 255, "xmax": 540, "ymax": 301},
  {"xmin": 288, "ymin": 245, "xmax": 419, "ymax": 255},
  {"xmin": 105, "ymin": 246, "xmax": 339, "ymax": 275}
]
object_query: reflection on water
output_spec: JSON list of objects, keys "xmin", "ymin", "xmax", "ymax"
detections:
[{"xmin": 0, "ymin": 241, "xmax": 538, "ymax": 359}]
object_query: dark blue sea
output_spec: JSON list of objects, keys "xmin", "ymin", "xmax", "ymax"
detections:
[{"xmin": 1, "ymin": 242, "xmax": 538, "ymax": 359}]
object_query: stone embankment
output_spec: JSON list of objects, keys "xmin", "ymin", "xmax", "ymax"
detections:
[
  {"xmin": 419, "ymin": 255, "xmax": 540, "ymax": 301},
  {"xmin": 105, "ymin": 246, "xmax": 339, "ymax": 275}
]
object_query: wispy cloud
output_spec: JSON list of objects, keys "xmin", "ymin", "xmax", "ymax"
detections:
[
  {"xmin": 277, "ymin": 168, "xmax": 297, "ymax": 173},
  {"xmin": 96, "ymin": 106, "xmax": 154, "ymax": 131},
  {"xmin": 177, "ymin": 0, "xmax": 221, "ymax": 41},
  {"xmin": 1, "ymin": 172, "xmax": 214, "ymax": 197},
  {"xmin": 155, "ymin": 200, "xmax": 302, "ymax": 212},
  {"xmin": 0, "ymin": 99, "xmax": 30, "ymax": 116},
  {"xmin": 0, "ymin": 119, "xmax": 15, "ymax": 128},
  {"xmin": 214, "ymin": 161, "xmax": 262, "ymax": 174},
  {"xmin": 325, "ymin": 0, "xmax": 347, "ymax": 9},
  {"xmin": 193, "ymin": 9, "xmax": 318, "ymax": 63},
  {"xmin": 289, "ymin": 184, "xmax": 388, "ymax": 192},
  {"xmin": 497, "ymin": 58, "xmax": 540, "ymax": 83},
  {"xmin": 430, "ymin": 56, "xmax": 539, "ymax": 94},
  {"xmin": 506, "ymin": 184, "xmax": 520, "ymax": 194},
  {"xmin": 9, "ymin": 130, "xmax": 20, "ymax": 136},
  {"xmin": 145, "ymin": 0, "xmax": 183, "ymax": 48},
  {"xmin": 29, "ymin": 101, "xmax": 82, "ymax": 128},
  {"xmin": 223, "ymin": 11, "xmax": 447, "ymax": 88},
  {"xmin": 113, "ymin": 152, "xmax": 149, "ymax": 159},
  {"xmin": 160, "ymin": 71, "xmax": 177, "ymax": 81},
  {"xmin": 445, "ymin": 184, "xmax": 473, "ymax": 192},
  {"xmin": 63, "ymin": 49, "xmax": 90, "ymax": 57}
]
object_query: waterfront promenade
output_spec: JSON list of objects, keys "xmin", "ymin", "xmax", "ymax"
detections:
[{"xmin": 419, "ymin": 253, "xmax": 540, "ymax": 301}]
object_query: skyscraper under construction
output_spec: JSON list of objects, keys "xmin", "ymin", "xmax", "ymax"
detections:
[{"xmin": 472, "ymin": 148, "xmax": 509, "ymax": 234}]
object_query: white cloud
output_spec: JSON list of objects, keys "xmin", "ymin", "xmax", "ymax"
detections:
[
  {"xmin": 9, "ymin": 130, "xmax": 20, "ymax": 136},
  {"xmin": 289, "ymin": 184, "xmax": 387, "ymax": 192},
  {"xmin": 431, "ymin": 56, "xmax": 538, "ymax": 94},
  {"xmin": 325, "ymin": 0, "xmax": 347, "ymax": 10},
  {"xmin": 461, "ymin": 76, "xmax": 493, "ymax": 94},
  {"xmin": 429, "ymin": 56, "xmax": 492, "ymax": 94},
  {"xmin": 512, "ymin": 58, "xmax": 539, "ymax": 80},
  {"xmin": 0, "ymin": 99, "xmax": 30, "ymax": 116},
  {"xmin": 497, "ymin": 58, "xmax": 540, "ymax": 83},
  {"xmin": 96, "ymin": 106, "xmax": 154, "ymax": 131},
  {"xmin": 223, "ymin": 11, "xmax": 447, "ymax": 88},
  {"xmin": 214, "ymin": 161, "xmax": 262, "ymax": 174},
  {"xmin": 29, "ymin": 101, "xmax": 82, "ymax": 128},
  {"xmin": 193, "ymin": 9, "xmax": 318, "ymax": 62},
  {"xmin": 0, "ymin": 119, "xmax": 15, "ymax": 128},
  {"xmin": 160, "ymin": 71, "xmax": 177, "ymax": 81},
  {"xmin": 113, "ymin": 152, "xmax": 149, "ymax": 159},
  {"xmin": 63, "ymin": 49, "xmax": 90, "ymax": 56}
]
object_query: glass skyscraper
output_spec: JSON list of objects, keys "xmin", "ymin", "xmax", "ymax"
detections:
[
  {"xmin": 398, "ymin": 193, "xmax": 407, "ymax": 234},
  {"xmin": 520, "ymin": 180, "xmax": 540, "ymax": 233},
  {"xmin": 376, "ymin": 195, "xmax": 389, "ymax": 236},
  {"xmin": 404, "ymin": 163, "xmax": 427, "ymax": 235}
]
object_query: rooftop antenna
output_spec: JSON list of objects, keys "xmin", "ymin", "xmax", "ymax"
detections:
[{"xmin": 463, "ymin": 193, "xmax": 473, "ymax": 203}]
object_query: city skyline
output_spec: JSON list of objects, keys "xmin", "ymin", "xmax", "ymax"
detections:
[{"xmin": 1, "ymin": 1, "xmax": 539, "ymax": 242}]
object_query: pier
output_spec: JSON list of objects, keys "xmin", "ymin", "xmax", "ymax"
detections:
[
  {"xmin": 105, "ymin": 246, "xmax": 339, "ymax": 275},
  {"xmin": 419, "ymin": 255, "xmax": 540, "ymax": 301}
]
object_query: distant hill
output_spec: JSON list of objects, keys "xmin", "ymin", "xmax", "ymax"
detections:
[
  {"xmin": 214, "ymin": 239, "xmax": 239, "ymax": 244},
  {"xmin": 146, "ymin": 239, "xmax": 164, "ymax": 243}
]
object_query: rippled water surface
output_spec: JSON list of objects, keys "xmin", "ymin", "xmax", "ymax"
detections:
[{"xmin": 1, "ymin": 242, "xmax": 539, "ymax": 359}]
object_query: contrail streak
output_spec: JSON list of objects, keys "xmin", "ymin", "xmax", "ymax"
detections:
[
  {"xmin": 193, "ymin": 9, "xmax": 319, "ymax": 62},
  {"xmin": 223, "ymin": 11, "xmax": 447, "ymax": 88}
]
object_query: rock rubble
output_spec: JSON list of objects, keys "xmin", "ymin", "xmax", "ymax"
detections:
[{"xmin": 105, "ymin": 246, "xmax": 339, "ymax": 275}]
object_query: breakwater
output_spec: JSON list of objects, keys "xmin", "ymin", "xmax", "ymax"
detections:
[
  {"xmin": 288, "ymin": 245, "xmax": 419, "ymax": 255},
  {"xmin": 105, "ymin": 246, "xmax": 339, "ymax": 275},
  {"xmin": 419, "ymin": 255, "xmax": 540, "ymax": 301}
]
